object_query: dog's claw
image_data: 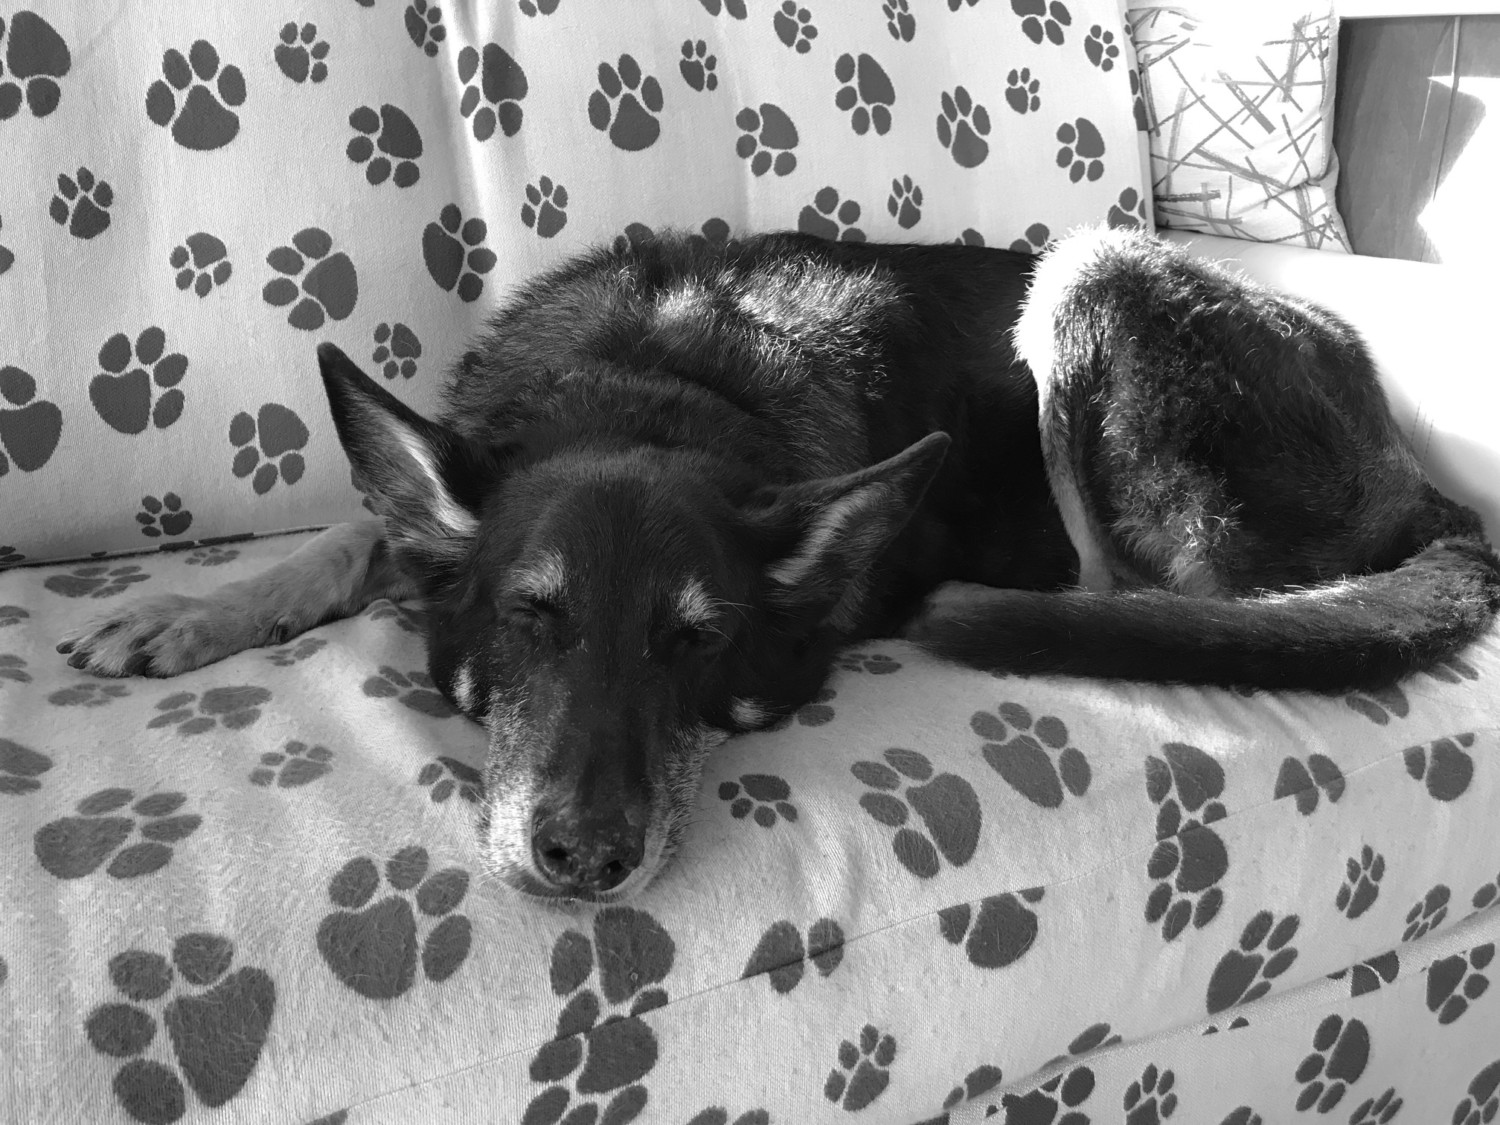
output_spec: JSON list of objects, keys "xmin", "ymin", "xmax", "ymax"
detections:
[
  {"xmin": 56, "ymin": 640, "xmax": 75, "ymax": 654},
  {"xmin": 66, "ymin": 651, "xmax": 90, "ymax": 670},
  {"xmin": 121, "ymin": 653, "xmax": 155, "ymax": 677}
]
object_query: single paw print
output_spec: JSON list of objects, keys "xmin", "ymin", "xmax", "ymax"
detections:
[
  {"xmin": 1403, "ymin": 884, "xmax": 1451, "ymax": 941},
  {"xmin": 1344, "ymin": 683, "xmax": 1410, "ymax": 724},
  {"xmin": 719, "ymin": 773, "xmax": 798, "ymax": 827},
  {"xmin": 1057, "ymin": 117, "xmax": 1105, "ymax": 182},
  {"xmin": 1124, "ymin": 1064, "xmax": 1177, "ymax": 1124},
  {"xmin": 145, "ymin": 40, "xmax": 246, "ymax": 151},
  {"xmin": 458, "ymin": 43, "xmax": 528, "ymax": 140},
  {"xmin": 48, "ymin": 681, "xmax": 130, "ymax": 708},
  {"xmin": 265, "ymin": 636, "xmax": 326, "ymax": 667},
  {"xmin": 417, "ymin": 756, "xmax": 483, "ymax": 803},
  {"xmin": 1144, "ymin": 742, "xmax": 1227, "ymax": 940},
  {"xmin": 230, "ymin": 403, "xmax": 309, "ymax": 494},
  {"xmin": 362, "ymin": 665, "xmax": 455, "ymax": 718},
  {"xmin": 34, "ymin": 789, "xmax": 201, "ymax": 879},
  {"xmin": 1428, "ymin": 943, "xmax": 1493, "ymax": 1025},
  {"xmin": 825, "ymin": 1024, "xmax": 897, "ymax": 1112},
  {"xmin": 423, "ymin": 204, "xmax": 497, "ymax": 300},
  {"xmin": 938, "ymin": 889, "xmax": 1044, "ymax": 969},
  {"xmin": 137, "ymin": 494, "xmax": 192, "ymax": 539},
  {"xmin": 1006, "ymin": 67, "xmax": 1041, "ymax": 114},
  {"xmin": 736, "ymin": 102, "xmax": 798, "ymax": 176},
  {"xmin": 1014, "ymin": 0, "xmax": 1072, "ymax": 45},
  {"xmin": 522, "ymin": 176, "xmax": 569, "ymax": 238},
  {"xmin": 743, "ymin": 917, "xmax": 843, "ymax": 993},
  {"xmin": 853, "ymin": 747, "xmax": 981, "ymax": 878},
  {"xmin": 680, "ymin": 39, "xmax": 718, "ymax": 92},
  {"xmin": 0, "ymin": 365, "xmax": 63, "ymax": 474},
  {"xmin": 49, "ymin": 166, "xmax": 113, "ymax": 240},
  {"xmin": 1084, "ymin": 24, "xmax": 1119, "ymax": 70},
  {"xmin": 348, "ymin": 104, "xmax": 423, "ymax": 187},
  {"xmin": 0, "ymin": 604, "xmax": 27, "ymax": 628},
  {"xmin": 589, "ymin": 54, "xmax": 662, "ymax": 151},
  {"xmin": 798, "ymin": 186, "xmax": 866, "ymax": 242},
  {"xmin": 90, "ymin": 327, "xmax": 189, "ymax": 434},
  {"xmin": 833, "ymin": 52, "xmax": 894, "ymax": 136},
  {"xmin": 1001, "ymin": 1062, "xmax": 1095, "ymax": 1123},
  {"xmin": 263, "ymin": 227, "xmax": 359, "ymax": 330},
  {"xmin": 149, "ymin": 686, "xmax": 272, "ymax": 734},
  {"xmin": 1348, "ymin": 1088, "xmax": 1403, "ymax": 1125},
  {"xmin": 1454, "ymin": 1061, "xmax": 1500, "ymax": 1125},
  {"xmin": 1274, "ymin": 752, "xmax": 1345, "ymax": 814},
  {"xmin": 84, "ymin": 934, "xmax": 274, "ymax": 1123},
  {"xmin": 318, "ymin": 846, "xmax": 472, "ymax": 998},
  {"xmin": 937, "ymin": 86, "xmax": 990, "ymax": 168},
  {"xmin": 972, "ymin": 701, "xmax": 1091, "ymax": 808},
  {"xmin": 405, "ymin": 0, "xmax": 446, "ymax": 57},
  {"xmin": 1011, "ymin": 221, "xmax": 1052, "ymax": 254},
  {"xmin": 1336, "ymin": 846, "xmax": 1385, "ymax": 919},
  {"xmin": 1294, "ymin": 1015, "xmax": 1369, "ymax": 1112},
  {"xmin": 774, "ymin": 2, "xmax": 818, "ymax": 53},
  {"xmin": 170, "ymin": 232, "xmax": 232, "ymax": 296},
  {"xmin": 887, "ymin": 174, "xmax": 923, "ymax": 228},
  {"xmin": 374, "ymin": 322, "xmax": 421, "ymax": 379},
  {"xmin": 836, "ymin": 649, "xmax": 899, "ymax": 674},
  {"xmin": 1108, "ymin": 186, "xmax": 1147, "ymax": 229},
  {"xmin": 275, "ymin": 21, "xmax": 329, "ymax": 84},
  {"xmin": 1404, "ymin": 732, "xmax": 1475, "ymax": 801},
  {"xmin": 0, "ymin": 11, "xmax": 71, "ymax": 120},
  {"xmin": 184, "ymin": 544, "xmax": 239, "ymax": 567},
  {"xmin": 1330, "ymin": 950, "xmax": 1400, "ymax": 998},
  {"xmin": 0, "ymin": 738, "xmax": 52, "ymax": 795},
  {"xmin": 525, "ymin": 907, "xmax": 674, "ymax": 1124},
  {"xmin": 1206, "ymin": 910, "xmax": 1299, "ymax": 1013},
  {"xmin": 45, "ymin": 564, "xmax": 150, "ymax": 599},
  {"xmin": 250, "ymin": 739, "xmax": 334, "ymax": 788},
  {"xmin": 883, "ymin": 0, "xmax": 915, "ymax": 42}
]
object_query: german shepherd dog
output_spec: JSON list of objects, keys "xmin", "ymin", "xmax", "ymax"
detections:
[{"xmin": 59, "ymin": 227, "xmax": 1500, "ymax": 903}]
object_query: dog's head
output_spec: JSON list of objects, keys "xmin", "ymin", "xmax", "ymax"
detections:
[{"xmin": 318, "ymin": 344, "xmax": 947, "ymax": 903}]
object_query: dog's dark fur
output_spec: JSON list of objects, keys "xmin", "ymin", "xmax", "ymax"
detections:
[{"xmin": 59, "ymin": 227, "xmax": 1500, "ymax": 903}]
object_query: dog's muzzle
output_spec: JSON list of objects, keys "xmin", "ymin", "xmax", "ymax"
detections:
[{"xmin": 530, "ymin": 803, "xmax": 646, "ymax": 896}]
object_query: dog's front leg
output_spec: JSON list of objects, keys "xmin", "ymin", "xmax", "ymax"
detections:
[{"xmin": 57, "ymin": 521, "xmax": 416, "ymax": 677}]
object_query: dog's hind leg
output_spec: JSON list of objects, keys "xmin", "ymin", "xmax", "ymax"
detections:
[{"xmin": 57, "ymin": 520, "xmax": 415, "ymax": 677}]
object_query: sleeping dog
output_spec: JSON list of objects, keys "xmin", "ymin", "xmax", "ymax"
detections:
[{"xmin": 58, "ymin": 227, "xmax": 1500, "ymax": 903}]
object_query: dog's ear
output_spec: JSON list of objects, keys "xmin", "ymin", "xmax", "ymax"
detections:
[
  {"xmin": 747, "ymin": 431, "xmax": 950, "ymax": 627},
  {"xmin": 318, "ymin": 343, "xmax": 499, "ymax": 566}
]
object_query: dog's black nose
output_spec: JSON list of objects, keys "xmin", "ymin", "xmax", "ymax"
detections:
[{"xmin": 531, "ymin": 809, "xmax": 645, "ymax": 895}]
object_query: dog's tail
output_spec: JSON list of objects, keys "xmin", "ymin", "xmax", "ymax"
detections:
[{"xmin": 910, "ymin": 536, "xmax": 1500, "ymax": 692}]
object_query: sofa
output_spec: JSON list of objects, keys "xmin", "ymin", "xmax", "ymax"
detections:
[{"xmin": 4, "ymin": 3, "xmax": 1499, "ymax": 1124}]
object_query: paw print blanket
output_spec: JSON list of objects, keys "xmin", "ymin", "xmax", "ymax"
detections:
[{"xmin": 4, "ymin": 534, "xmax": 1500, "ymax": 1124}]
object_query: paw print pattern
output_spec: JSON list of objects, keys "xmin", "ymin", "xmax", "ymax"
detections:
[
  {"xmin": 275, "ymin": 22, "xmax": 329, "ymax": 84},
  {"xmin": 417, "ymin": 756, "xmax": 483, "ymax": 803},
  {"xmin": 362, "ymin": 665, "xmax": 455, "ymax": 717},
  {"xmin": 347, "ymin": 104, "xmax": 422, "ymax": 187},
  {"xmin": 736, "ymin": 103, "xmax": 798, "ymax": 176},
  {"xmin": 84, "ymin": 934, "xmax": 274, "ymax": 1123},
  {"xmin": 699, "ymin": 0, "xmax": 748, "ymax": 15},
  {"xmin": 774, "ymin": 2, "xmax": 818, "ymax": 53},
  {"xmin": 769, "ymin": 686, "xmax": 837, "ymax": 728},
  {"xmin": 405, "ymin": 0, "xmax": 446, "ymax": 57},
  {"xmin": 971, "ymin": 701, "xmax": 1091, "ymax": 809},
  {"xmin": 1124, "ymin": 1064, "xmax": 1177, "ymax": 1124},
  {"xmin": 423, "ymin": 204, "xmax": 497, "ymax": 299},
  {"xmin": 185, "ymin": 544, "xmax": 239, "ymax": 567},
  {"xmin": 137, "ymin": 493, "xmax": 192, "ymax": 538},
  {"xmin": 374, "ymin": 322, "xmax": 421, "ymax": 379},
  {"xmin": 1275, "ymin": 753, "xmax": 1345, "ymax": 814},
  {"xmin": 170, "ymin": 233, "xmax": 231, "ymax": 296},
  {"xmin": 887, "ymin": 174, "xmax": 923, "ymax": 228},
  {"xmin": 230, "ymin": 404, "xmax": 309, "ymax": 494},
  {"xmin": 938, "ymin": 889, "xmax": 1044, "ymax": 969},
  {"xmin": 0, "ymin": 216, "xmax": 11, "ymax": 275},
  {"xmin": 852, "ymin": 747, "xmax": 981, "ymax": 878},
  {"xmin": 1084, "ymin": 24, "xmax": 1119, "ymax": 70},
  {"xmin": 1344, "ymin": 683, "xmax": 1410, "ymax": 725},
  {"xmin": 589, "ymin": 54, "xmax": 662, "ymax": 151},
  {"xmin": 1475, "ymin": 871, "xmax": 1500, "ymax": 911},
  {"xmin": 834, "ymin": 53, "xmax": 894, "ymax": 136},
  {"xmin": 0, "ymin": 11, "xmax": 71, "ymax": 120},
  {"xmin": 1348, "ymin": 1088, "xmax": 1403, "ymax": 1125},
  {"xmin": 1006, "ymin": 67, "xmax": 1041, "ymax": 114},
  {"xmin": 824, "ymin": 1024, "xmax": 896, "ymax": 1112},
  {"xmin": 525, "ymin": 907, "xmax": 674, "ymax": 1124},
  {"xmin": 680, "ymin": 39, "xmax": 718, "ymax": 92},
  {"xmin": 719, "ymin": 773, "xmax": 798, "ymax": 826},
  {"xmin": 263, "ymin": 227, "xmax": 359, "ymax": 330},
  {"xmin": 34, "ymin": 789, "xmax": 201, "ymax": 879},
  {"xmin": 364, "ymin": 598, "xmax": 427, "ymax": 634},
  {"xmin": 1144, "ymin": 742, "xmax": 1228, "ymax": 940},
  {"xmin": 1014, "ymin": 0, "xmax": 1072, "ymax": 45},
  {"xmin": 742, "ymin": 917, "xmax": 843, "ymax": 993},
  {"xmin": 1294, "ymin": 1015, "xmax": 1369, "ymax": 1112},
  {"xmin": 250, "ymin": 740, "xmax": 333, "ymax": 788},
  {"xmin": 1206, "ymin": 911, "xmax": 1299, "ymax": 1013},
  {"xmin": 1057, "ymin": 117, "xmax": 1105, "ymax": 182},
  {"xmin": 1337, "ymin": 846, "xmax": 1385, "ymax": 919},
  {"xmin": 0, "ymin": 365, "xmax": 63, "ymax": 475},
  {"xmin": 1404, "ymin": 732, "xmax": 1475, "ymax": 801},
  {"xmin": 1130, "ymin": 66, "xmax": 1150, "ymax": 131},
  {"xmin": 145, "ymin": 40, "xmax": 246, "ymax": 151},
  {"xmin": 318, "ymin": 846, "xmax": 472, "ymax": 998},
  {"xmin": 1403, "ymin": 884, "xmax": 1450, "ymax": 941},
  {"xmin": 0, "ymin": 738, "xmax": 52, "ymax": 795},
  {"xmin": 1010, "ymin": 221, "xmax": 1052, "ymax": 254},
  {"xmin": 1001, "ymin": 1062, "xmax": 1095, "ymax": 1123},
  {"xmin": 1428, "ymin": 943, "xmax": 1494, "ymax": 1025},
  {"xmin": 798, "ymin": 187, "xmax": 866, "ymax": 242},
  {"xmin": 937, "ymin": 86, "xmax": 990, "ymax": 167},
  {"xmin": 835, "ymin": 649, "xmax": 899, "ymax": 673},
  {"xmin": 0, "ymin": 546, "xmax": 23, "ymax": 566},
  {"xmin": 883, "ymin": 0, "xmax": 915, "ymax": 42},
  {"xmin": 1109, "ymin": 187, "xmax": 1147, "ymax": 229},
  {"xmin": 0, "ymin": 604, "xmax": 27, "ymax": 627},
  {"xmin": 522, "ymin": 177, "xmax": 569, "ymax": 238},
  {"xmin": 90, "ymin": 328, "xmax": 189, "ymax": 435},
  {"xmin": 1331, "ymin": 950, "xmax": 1401, "ymax": 998},
  {"xmin": 45, "ymin": 564, "xmax": 150, "ymax": 599},
  {"xmin": 458, "ymin": 43, "xmax": 528, "ymax": 141},
  {"xmin": 0, "ymin": 652, "xmax": 28, "ymax": 684},
  {"xmin": 265, "ymin": 636, "xmax": 325, "ymax": 667},
  {"xmin": 1454, "ymin": 1061, "xmax": 1500, "ymax": 1125},
  {"xmin": 48, "ymin": 682, "xmax": 130, "ymax": 708},
  {"xmin": 49, "ymin": 166, "xmax": 113, "ymax": 240},
  {"xmin": 520, "ymin": 0, "xmax": 561, "ymax": 14},
  {"xmin": 149, "ymin": 686, "xmax": 271, "ymax": 734}
]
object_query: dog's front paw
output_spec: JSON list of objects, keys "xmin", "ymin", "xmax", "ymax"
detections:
[{"xmin": 57, "ymin": 594, "xmax": 257, "ymax": 677}]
